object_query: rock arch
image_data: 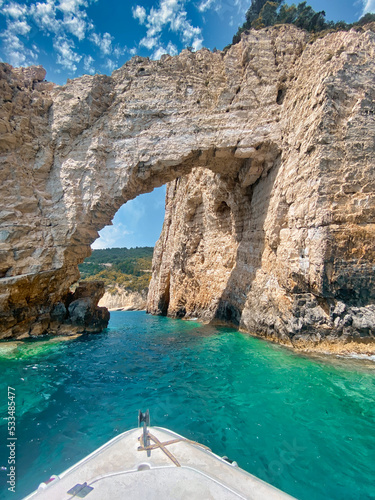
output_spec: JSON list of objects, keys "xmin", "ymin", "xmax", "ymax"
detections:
[{"xmin": 1, "ymin": 25, "xmax": 375, "ymax": 343}]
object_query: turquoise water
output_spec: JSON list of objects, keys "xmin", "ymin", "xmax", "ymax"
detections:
[{"xmin": 0, "ymin": 311, "xmax": 375, "ymax": 500}]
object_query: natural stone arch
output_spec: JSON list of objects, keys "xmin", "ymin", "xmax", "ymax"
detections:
[{"xmin": 1, "ymin": 24, "xmax": 375, "ymax": 344}]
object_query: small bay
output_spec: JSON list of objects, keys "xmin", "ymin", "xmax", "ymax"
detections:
[{"xmin": 0, "ymin": 311, "xmax": 374, "ymax": 500}]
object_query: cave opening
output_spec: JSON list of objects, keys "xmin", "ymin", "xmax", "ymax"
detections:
[
  {"xmin": 2, "ymin": 141, "xmax": 283, "ymax": 338},
  {"xmin": 79, "ymin": 186, "xmax": 167, "ymax": 313},
  {"xmin": 92, "ymin": 186, "xmax": 166, "ymax": 251}
]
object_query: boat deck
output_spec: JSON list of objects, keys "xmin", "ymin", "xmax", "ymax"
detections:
[{"xmin": 24, "ymin": 427, "xmax": 295, "ymax": 500}]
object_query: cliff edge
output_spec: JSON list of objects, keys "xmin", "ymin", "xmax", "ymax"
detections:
[{"xmin": 0, "ymin": 25, "xmax": 374, "ymax": 345}]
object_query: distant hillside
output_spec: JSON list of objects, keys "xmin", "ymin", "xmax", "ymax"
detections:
[{"xmin": 79, "ymin": 247, "xmax": 154, "ymax": 293}]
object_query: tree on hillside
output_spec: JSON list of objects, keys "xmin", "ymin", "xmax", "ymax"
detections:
[
  {"xmin": 229, "ymin": 0, "xmax": 367, "ymax": 47},
  {"xmin": 233, "ymin": 0, "xmax": 283, "ymax": 42},
  {"xmin": 277, "ymin": 3, "xmax": 298, "ymax": 24},
  {"xmin": 292, "ymin": 1, "xmax": 325, "ymax": 31},
  {"xmin": 79, "ymin": 246, "xmax": 154, "ymax": 293},
  {"xmin": 245, "ymin": 0, "xmax": 283, "ymax": 25},
  {"xmin": 252, "ymin": 2, "xmax": 280, "ymax": 29},
  {"xmin": 355, "ymin": 12, "xmax": 375, "ymax": 25}
]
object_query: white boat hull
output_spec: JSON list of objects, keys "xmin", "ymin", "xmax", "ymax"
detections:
[{"xmin": 24, "ymin": 426, "xmax": 296, "ymax": 499}]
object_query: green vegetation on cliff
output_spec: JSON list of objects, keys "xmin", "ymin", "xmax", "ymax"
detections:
[
  {"xmin": 79, "ymin": 247, "xmax": 153, "ymax": 293},
  {"xmin": 231, "ymin": 0, "xmax": 375, "ymax": 45}
]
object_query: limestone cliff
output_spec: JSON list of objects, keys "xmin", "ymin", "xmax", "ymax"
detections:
[
  {"xmin": 147, "ymin": 26, "xmax": 375, "ymax": 346},
  {"xmin": 99, "ymin": 287, "xmax": 147, "ymax": 311},
  {"xmin": 0, "ymin": 25, "xmax": 374, "ymax": 343}
]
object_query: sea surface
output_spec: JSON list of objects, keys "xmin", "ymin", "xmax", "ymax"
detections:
[{"xmin": 0, "ymin": 311, "xmax": 374, "ymax": 500}]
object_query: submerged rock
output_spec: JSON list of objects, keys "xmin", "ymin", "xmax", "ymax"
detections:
[{"xmin": 66, "ymin": 282, "xmax": 110, "ymax": 333}]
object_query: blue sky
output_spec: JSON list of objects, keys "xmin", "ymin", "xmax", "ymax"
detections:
[
  {"xmin": 92, "ymin": 187, "xmax": 167, "ymax": 249},
  {"xmin": 0, "ymin": 0, "xmax": 373, "ymax": 248},
  {"xmin": 0, "ymin": 0, "xmax": 373, "ymax": 84}
]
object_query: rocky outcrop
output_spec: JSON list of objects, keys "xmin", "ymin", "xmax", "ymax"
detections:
[
  {"xmin": 65, "ymin": 281, "xmax": 109, "ymax": 333},
  {"xmin": 98, "ymin": 287, "xmax": 147, "ymax": 311},
  {"xmin": 0, "ymin": 24, "xmax": 374, "ymax": 343},
  {"xmin": 147, "ymin": 26, "xmax": 375, "ymax": 346},
  {"xmin": 0, "ymin": 277, "xmax": 108, "ymax": 338}
]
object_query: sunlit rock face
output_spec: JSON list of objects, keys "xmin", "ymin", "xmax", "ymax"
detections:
[
  {"xmin": 0, "ymin": 25, "xmax": 374, "ymax": 342},
  {"xmin": 98, "ymin": 288, "xmax": 147, "ymax": 311}
]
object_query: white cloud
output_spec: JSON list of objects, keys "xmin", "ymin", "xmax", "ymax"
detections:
[
  {"xmin": 99, "ymin": 32, "xmax": 113, "ymax": 54},
  {"xmin": 152, "ymin": 41, "xmax": 178, "ymax": 60},
  {"xmin": 360, "ymin": 0, "xmax": 375, "ymax": 15},
  {"xmin": 90, "ymin": 33, "xmax": 100, "ymax": 46},
  {"xmin": 30, "ymin": 0, "xmax": 60, "ymax": 34},
  {"xmin": 147, "ymin": 0, "xmax": 179, "ymax": 36},
  {"xmin": 0, "ymin": 17, "xmax": 36, "ymax": 67},
  {"xmin": 1, "ymin": 0, "xmax": 196, "ymax": 75},
  {"xmin": 133, "ymin": 0, "xmax": 203, "ymax": 56},
  {"xmin": 2, "ymin": 0, "xmax": 90, "ymax": 71},
  {"xmin": 29, "ymin": 0, "xmax": 92, "ymax": 38},
  {"xmin": 58, "ymin": 0, "xmax": 89, "ymax": 15},
  {"xmin": 83, "ymin": 54, "xmax": 95, "ymax": 73},
  {"xmin": 0, "ymin": 0, "xmax": 127, "ymax": 74},
  {"xmin": 191, "ymin": 37, "xmax": 203, "ymax": 51},
  {"xmin": 90, "ymin": 32, "xmax": 113, "ymax": 55},
  {"xmin": 92, "ymin": 222, "xmax": 132, "ymax": 250},
  {"xmin": 1, "ymin": 33, "xmax": 26, "ymax": 66},
  {"xmin": 90, "ymin": 32, "xmax": 125, "ymax": 64},
  {"xmin": 64, "ymin": 14, "xmax": 87, "ymax": 40},
  {"xmin": 179, "ymin": 19, "xmax": 202, "ymax": 47},
  {"xmin": 10, "ymin": 19, "xmax": 30, "ymax": 35},
  {"xmin": 105, "ymin": 58, "xmax": 116, "ymax": 73},
  {"xmin": 92, "ymin": 186, "xmax": 166, "ymax": 249},
  {"xmin": 54, "ymin": 35, "xmax": 81, "ymax": 71},
  {"xmin": 113, "ymin": 45, "xmax": 126, "ymax": 58},
  {"xmin": 140, "ymin": 36, "xmax": 158, "ymax": 49},
  {"xmin": 197, "ymin": 0, "xmax": 216, "ymax": 13},
  {"xmin": 132, "ymin": 5, "xmax": 147, "ymax": 24},
  {"xmin": 2, "ymin": 2, "xmax": 27, "ymax": 18}
]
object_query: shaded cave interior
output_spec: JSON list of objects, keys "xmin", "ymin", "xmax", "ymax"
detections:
[{"xmin": 143, "ymin": 141, "xmax": 283, "ymax": 328}]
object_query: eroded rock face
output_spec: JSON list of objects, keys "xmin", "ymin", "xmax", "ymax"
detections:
[
  {"xmin": 0, "ymin": 25, "xmax": 374, "ymax": 342},
  {"xmin": 147, "ymin": 27, "xmax": 375, "ymax": 345},
  {"xmin": 66, "ymin": 281, "xmax": 109, "ymax": 333},
  {"xmin": 0, "ymin": 276, "xmax": 108, "ymax": 338}
]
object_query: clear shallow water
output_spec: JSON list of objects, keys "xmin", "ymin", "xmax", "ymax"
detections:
[{"xmin": 0, "ymin": 311, "xmax": 374, "ymax": 500}]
